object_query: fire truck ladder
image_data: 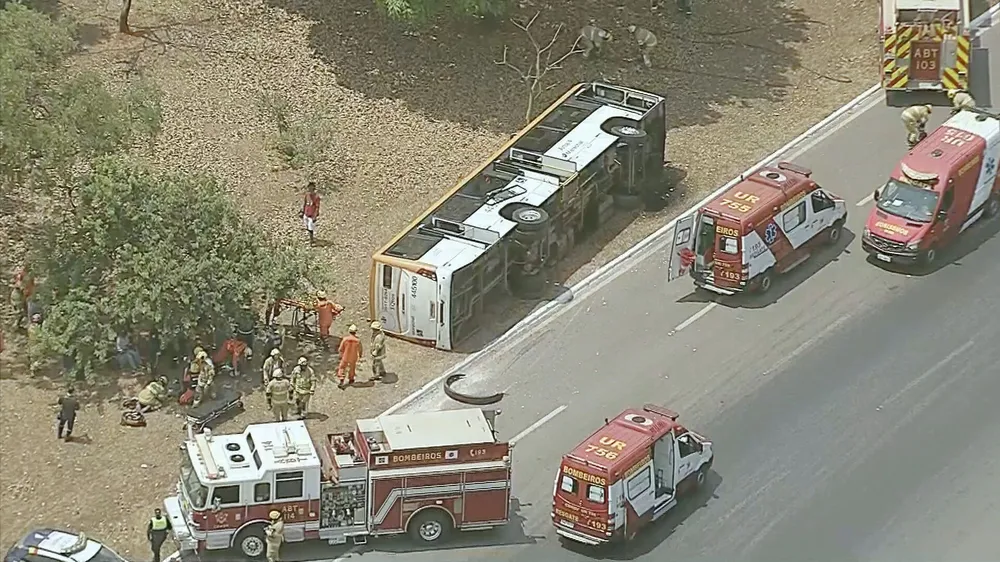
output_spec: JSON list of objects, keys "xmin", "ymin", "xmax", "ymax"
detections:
[{"xmin": 195, "ymin": 430, "xmax": 225, "ymax": 479}]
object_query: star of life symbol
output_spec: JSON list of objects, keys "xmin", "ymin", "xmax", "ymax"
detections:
[
  {"xmin": 764, "ymin": 222, "xmax": 779, "ymax": 245},
  {"xmin": 987, "ymin": 156, "xmax": 996, "ymax": 177}
]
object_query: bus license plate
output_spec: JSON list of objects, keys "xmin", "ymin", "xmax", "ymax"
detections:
[{"xmin": 876, "ymin": 253, "xmax": 892, "ymax": 263}]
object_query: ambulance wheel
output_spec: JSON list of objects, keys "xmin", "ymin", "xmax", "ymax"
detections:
[
  {"xmin": 695, "ymin": 465, "xmax": 709, "ymax": 487},
  {"xmin": 408, "ymin": 508, "xmax": 453, "ymax": 544},
  {"xmin": 985, "ymin": 195, "xmax": 1000, "ymax": 219},
  {"xmin": 757, "ymin": 271, "xmax": 774, "ymax": 294},
  {"xmin": 825, "ymin": 220, "xmax": 844, "ymax": 245},
  {"xmin": 234, "ymin": 525, "xmax": 267, "ymax": 559},
  {"xmin": 920, "ymin": 248, "xmax": 937, "ymax": 266}
]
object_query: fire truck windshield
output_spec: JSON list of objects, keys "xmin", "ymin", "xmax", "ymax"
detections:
[
  {"xmin": 876, "ymin": 179, "xmax": 939, "ymax": 223},
  {"xmin": 180, "ymin": 453, "xmax": 209, "ymax": 509}
]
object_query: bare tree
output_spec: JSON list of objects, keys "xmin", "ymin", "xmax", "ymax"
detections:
[
  {"xmin": 495, "ymin": 12, "xmax": 583, "ymax": 125},
  {"xmin": 119, "ymin": 0, "xmax": 133, "ymax": 33}
]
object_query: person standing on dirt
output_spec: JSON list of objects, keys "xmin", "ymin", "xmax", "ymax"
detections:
[
  {"xmin": 10, "ymin": 265, "xmax": 35, "ymax": 330},
  {"xmin": 147, "ymin": 508, "xmax": 172, "ymax": 562},
  {"xmin": 265, "ymin": 510, "xmax": 285, "ymax": 562},
  {"xmin": 337, "ymin": 325, "xmax": 362, "ymax": 389},
  {"xmin": 370, "ymin": 321, "xmax": 387, "ymax": 381},
  {"xmin": 192, "ymin": 350, "xmax": 216, "ymax": 407},
  {"xmin": 291, "ymin": 356, "xmax": 316, "ymax": 419},
  {"xmin": 56, "ymin": 387, "xmax": 80, "ymax": 441},
  {"xmin": 301, "ymin": 181, "xmax": 321, "ymax": 246},
  {"xmin": 262, "ymin": 348, "xmax": 284, "ymax": 387},
  {"xmin": 315, "ymin": 291, "xmax": 343, "ymax": 348},
  {"xmin": 266, "ymin": 368, "xmax": 293, "ymax": 421}
]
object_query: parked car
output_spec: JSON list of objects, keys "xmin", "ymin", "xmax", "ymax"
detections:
[{"xmin": 4, "ymin": 529, "xmax": 129, "ymax": 562}]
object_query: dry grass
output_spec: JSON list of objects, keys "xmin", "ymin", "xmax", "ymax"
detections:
[{"xmin": 0, "ymin": 0, "xmax": 885, "ymax": 556}]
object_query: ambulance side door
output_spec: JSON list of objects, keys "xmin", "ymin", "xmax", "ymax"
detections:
[
  {"xmin": 675, "ymin": 433, "xmax": 703, "ymax": 483},
  {"xmin": 808, "ymin": 189, "xmax": 840, "ymax": 232}
]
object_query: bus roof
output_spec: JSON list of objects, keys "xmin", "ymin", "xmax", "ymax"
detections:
[{"xmin": 376, "ymin": 82, "xmax": 665, "ymax": 273}]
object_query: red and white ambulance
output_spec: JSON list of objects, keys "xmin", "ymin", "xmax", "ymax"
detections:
[
  {"xmin": 551, "ymin": 404, "xmax": 714, "ymax": 546},
  {"xmin": 164, "ymin": 408, "xmax": 512, "ymax": 559},
  {"xmin": 862, "ymin": 108, "xmax": 1000, "ymax": 266},
  {"xmin": 667, "ymin": 162, "xmax": 848, "ymax": 294}
]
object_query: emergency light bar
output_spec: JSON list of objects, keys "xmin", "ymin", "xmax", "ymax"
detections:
[{"xmin": 900, "ymin": 162, "xmax": 939, "ymax": 183}]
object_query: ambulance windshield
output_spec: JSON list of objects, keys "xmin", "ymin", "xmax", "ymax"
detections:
[
  {"xmin": 876, "ymin": 179, "xmax": 939, "ymax": 223},
  {"xmin": 180, "ymin": 453, "xmax": 209, "ymax": 509}
]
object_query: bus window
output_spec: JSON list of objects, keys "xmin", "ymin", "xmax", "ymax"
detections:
[{"xmin": 381, "ymin": 264, "xmax": 393, "ymax": 289}]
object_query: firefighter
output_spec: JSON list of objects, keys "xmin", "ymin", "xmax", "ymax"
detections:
[
  {"xmin": 147, "ymin": 508, "xmax": 173, "ymax": 562},
  {"xmin": 579, "ymin": 25, "xmax": 612, "ymax": 59},
  {"xmin": 901, "ymin": 104, "xmax": 932, "ymax": 147},
  {"xmin": 265, "ymin": 510, "xmax": 285, "ymax": 562},
  {"xmin": 337, "ymin": 324, "xmax": 362, "ymax": 389},
  {"xmin": 947, "ymin": 89, "xmax": 976, "ymax": 114},
  {"xmin": 291, "ymin": 356, "xmax": 316, "ymax": 419},
  {"xmin": 262, "ymin": 348, "xmax": 284, "ymax": 387},
  {"xmin": 315, "ymin": 291, "xmax": 343, "ymax": 348},
  {"xmin": 266, "ymin": 368, "xmax": 293, "ymax": 421},
  {"xmin": 370, "ymin": 321, "xmax": 387, "ymax": 381},
  {"xmin": 192, "ymin": 350, "xmax": 216, "ymax": 407},
  {"xmin": 628, "ymin": 25, "xmax": 658, "ymax": 68},
  {"xmin": 137, "ymin": 376, "xmax": 169, "ymax": 412}
]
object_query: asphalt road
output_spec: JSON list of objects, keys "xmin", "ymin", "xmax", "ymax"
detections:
[{"xmin": 275, "ymin": 14, "xmax": 1000, "ymax": 562}]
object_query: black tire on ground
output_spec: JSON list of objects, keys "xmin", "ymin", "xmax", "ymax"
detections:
[
  {"xmin": 612, "ymin": 193, "xmax": 643, "ymax": 210},
  {"xmin": 985, "ymin": 195, "xmax": 1000, "ymax": 219},
  {"xmin": 511, "ymin": 206, "xmax": 549, "ymax": 232},
  {"xmin": 825, "ymin": 220, "xmax": 844, "ymax": 245},
  {"xmin": 408, "ymin": 508, "xmax": 453, "ymax": 544},
  {"xmin": 234, "ymin": 525, "xmax": 267, "ymax": 560}
]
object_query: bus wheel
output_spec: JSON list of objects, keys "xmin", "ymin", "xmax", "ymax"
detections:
[
  {"xmin": 234, "ymin": 525, "xmax": 267, "ymax": 559},
  {"xmin": 511, "ymin": 206, "xmax": 549, "ymax": 233},
  {"xmin": 408, "ymin": 509, "xmax": 453, "ymax": 544}
]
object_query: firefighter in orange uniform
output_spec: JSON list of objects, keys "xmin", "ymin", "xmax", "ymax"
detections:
[
  {"xmin": 315, "ymin": 291, "xmax": 343, "ymax": 348},
  {"xmin": 337, "ymin": 324, "xmax": 362, "ymax": 389}
]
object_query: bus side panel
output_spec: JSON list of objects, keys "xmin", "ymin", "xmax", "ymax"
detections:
[
  {"xmin": 373, "ymin": 262, "xmax": 406, "ymax": 335},
  {"xmin": 409, "ymin": 271, "xmax": 439, "ymax": 345}
]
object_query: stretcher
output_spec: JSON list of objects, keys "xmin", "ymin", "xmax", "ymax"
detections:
[{"xmin": 185, "ymin": 389, "xmax": 244, "ymax": 432}]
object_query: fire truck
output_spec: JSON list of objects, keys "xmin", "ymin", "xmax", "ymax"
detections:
[
  {"xmin": 163, "ymin": 408, "xmax": 512, "ymax": 559},
  {"xmin": 880, "ymin": 0, "xmax": 973, "ymax": 101}
]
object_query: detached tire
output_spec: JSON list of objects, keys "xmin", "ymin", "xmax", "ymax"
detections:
[
  {"xmin": 408, "ymin": 509, "xmax": 453, "ymax": 544},
  {"xmin": 234, "ymin": 525, "xmax": 267, "ymax": 560}
]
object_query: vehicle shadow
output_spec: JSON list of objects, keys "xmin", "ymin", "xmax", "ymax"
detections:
[
  {"xmin": 561, "ymin": 471, "xmax": 723, "ymax": 560},
  {"xmin": 677, "ymin": 229, "xmax": 856, "ymax": 309},
  {"xmin": 264, "ymin": 0, "xmax": 814, "ymax": 132},
  {"xmin": 864, "ymin": 216, "xmax": 1000, "ymax": 276}
]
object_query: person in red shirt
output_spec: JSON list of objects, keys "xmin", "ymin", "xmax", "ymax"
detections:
[
  {"xmin": 337, "ymin": 324, "xmax": 362, "ymax": 388},
  {"xmin": 10, "ymin": 266, "xmax": 35, "ymax": 329},
  {"xmin": 301, "ymin": 182, "xmax": 321, "ymax": 245},
  {"xmin": 315, "ymin": 291, "xmax": 343, "ymax": 348}
]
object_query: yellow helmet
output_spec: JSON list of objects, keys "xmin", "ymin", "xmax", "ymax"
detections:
[
  {"xmin": 348, "ymin": 324, "xmax": 358, "ymax": 334},
  {"xmin": 947, "ymin": 89, "xmax": 959, "ymax": 99},
  {"xmin": 297, "ymin": 356, "xmax": 308, "ymax": 366},
  {"xmin": 270, "ymin": 348, "xmax": 280, "ymax": 357},
  {"xmin": 196, "ymin": 351, "xmax": 208, "ymax": 361},
  {"xmin": 371, "ymin": 321, "xmax": 382, "ymax": 330},
  {"xmin": 269, "ymin": 510, "xmax": 281, "ymax": 520},
  {"xmin": 317, "ymin": 290, "xmax": 327, "ymax": 300}
]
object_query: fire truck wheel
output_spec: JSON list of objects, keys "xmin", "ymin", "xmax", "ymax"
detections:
[
  {"xmin": 511, "ymin": 205, "xmax": 550, "ymax": 233},
  {"xmin": 408, "ymin": 508, "xmax": 453, "ymax": 543},
  {"xmin": 985, "ymin": 195, "xmax": 1000, "ymax": 219},
  {"xmin": 825, "ymin": 220, "xmax": 844, "ymax": 245},
  {"xmin": 234, "ymin": 525, "xmax": 267, "ymax": 559}
]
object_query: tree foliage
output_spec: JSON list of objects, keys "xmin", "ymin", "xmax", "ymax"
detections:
[
  {"xmin": 0, "ymin": 2, "xmax": 161, "ymax": 200},
  {"xmin": 377, "ymin": 0, "xmax": 511, "ymax": 21},
  {"xmin": 32, "ymin": 157, "xmax": 316, "ymax": 379}
]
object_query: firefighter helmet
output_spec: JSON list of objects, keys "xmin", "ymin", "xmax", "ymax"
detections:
[{"xmin": 269, "ymin": 510, "xmax": 281, "ymax": 520}]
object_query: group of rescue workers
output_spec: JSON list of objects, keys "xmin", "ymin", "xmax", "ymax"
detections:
[{"xmin": 901, "ymin": 89, "xmax": 977, "ymax": 147}]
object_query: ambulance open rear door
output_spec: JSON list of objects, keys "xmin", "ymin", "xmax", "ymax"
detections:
[{"xmin": 666, "ymin": 213, "xmax": 696, "ymax": 282}]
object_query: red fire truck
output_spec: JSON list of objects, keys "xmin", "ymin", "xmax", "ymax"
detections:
[{"xmin": 163, "ymin": 408, "xmax": 512, "ymax": 559}]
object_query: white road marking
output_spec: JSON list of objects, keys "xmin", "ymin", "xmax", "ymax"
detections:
[
  {"xmin": 510, "ymin": 405, "xmax": 568, "ymax": 446},
  {"xmin": 878, "ymin": 340, "xmax": 975, "ymax": 408},
  {"xmin": 856, "ymin": 193, "xmax": 875, "ymax": 207},
  {"xmin": 671, "ymin": 302, "xmax": 719, "ymax": 334},
  {"xmin": 765, "ymin": 312, "xmax": 856, "ymax": 375}
]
